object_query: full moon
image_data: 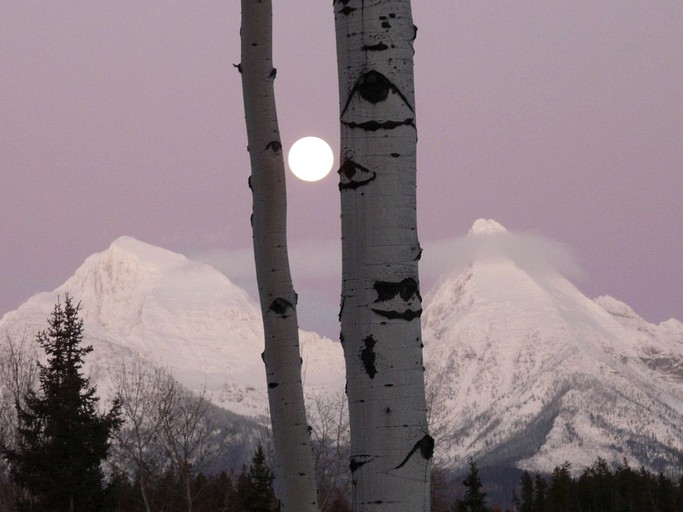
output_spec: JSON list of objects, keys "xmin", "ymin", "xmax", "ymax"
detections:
[{"xmin": 287, "ymin": 136, "xmax": 334, "ymax": 182}]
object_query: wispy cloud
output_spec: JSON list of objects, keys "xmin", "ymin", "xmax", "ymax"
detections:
[
  {"xmin": 190, "ymin": 225, "xmax": 583, "ymax": 338},
  {"xmin": 421, "ymin": 228, "xmax": 584, "ymax": 285}
]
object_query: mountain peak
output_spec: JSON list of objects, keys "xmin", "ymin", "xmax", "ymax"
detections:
[
  {"xmin": 0, "ymin": 237, "xmax": 344, "ymax": 420},
  {"xmin": 468, "ymin": 218, "xmax": 507, "ymax": 236},
  {"xmin": 423, "ymin": 232, "xmax": 683, "ymax": 475},
  {"xmin": 107, "ymin": 236, "xmax": 188, "ymax": 270}
]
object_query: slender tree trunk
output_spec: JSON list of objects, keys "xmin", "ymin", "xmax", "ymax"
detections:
[
  {"xmin": 239, "ymin": 2, "xmax": 318, "ymax": 511},
  {"xmin": 183, "ymin": 467, "xmax": 193, "ymax": 512},
  {"xmin": 139, "ymin": 472, "xmax": 152, "ymax": 512},
  {"xmin": 333, "ymin": 1, "xmax": 432, "ymax": 510}
]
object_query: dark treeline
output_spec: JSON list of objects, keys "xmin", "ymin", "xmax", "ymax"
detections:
[
  {"xmin": 0, "ymin": 444, "xmax": 351, "ymax": 512},
  {"xmin": 107, "ymin": 443, "xmax": 281, "ymax": 512},
  {"xmin": 432, "ymin": 458, "xmax": 683, "ymax": 512},
  {"xmin": 106, "ymin": 444, "xmax": 349, "ymax": 512},
  {"xmin": 511, "ymin": 459, "xmax": 683, "ymax": 512},
  {"xmin": 4, "ymin": 452, "xmax": 680, "ymax": 512}
]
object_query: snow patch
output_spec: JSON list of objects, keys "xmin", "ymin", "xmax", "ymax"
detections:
[{"xmin": 468, "ymin": 218, "xmax": 507, "ymax": 236}]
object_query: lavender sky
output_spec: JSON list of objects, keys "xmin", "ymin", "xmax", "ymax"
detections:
[{"xmin": 1, "ymin": 2, "xmax": 681, "ymax": 338}]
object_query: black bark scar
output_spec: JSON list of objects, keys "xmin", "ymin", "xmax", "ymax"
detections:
[
  {"xmin": 360, "ymin": 335, "xmax": 378, "ymax": 378},
  {"xmin": 363, "ymin": 43, "xmax": 388, "ymax": 51},
  {"xmin": 372, "ymin": 278, "xmax": 422, "ymax": 321},
  {"xmin": 374, "ymin": 278, "xmax": 422, "ymax": 303},
  {"xmin": 394, "ymin": 435, "xmax": 434, "ymax": 469},
  {"xmin": 342, "ymin": 118, "xmax": 415, "ymax": 132},
  {"xmin": 341, "ymin": 70, "xmax": 414, "ymax": 118},
  {"xmin": 359, "ymin": 71, "xmax": 390, "ymax": 103},
  {"xmin": 372, "ymin": 308, "xmax": 422, "ymax": 321},
  {"xmin": 338, "ymin": 159, "xmax": 377, "ymax": 190},
  {"xmin": 350, "ymin": 455, "xmax": 376, "ymax": 473},
  {"xmin": 268, "ymin": 298, "xmax": 294, "ymax": 317},
  {"xmin": 265, "ymin": 140, "xmax": 282, "ymax": 153}
]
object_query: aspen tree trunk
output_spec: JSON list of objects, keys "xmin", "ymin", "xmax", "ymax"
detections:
[
  {"xmin": 333, "ymin": 1, "xmax": 432, "ymax": 510},
  {"xmin": 239, "ymin": 2, "xmax": 317, "ymax": 511}
]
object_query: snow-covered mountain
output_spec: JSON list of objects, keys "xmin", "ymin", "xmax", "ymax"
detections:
[
  {"xmin": 0, "ymin": 236, "xmax": 345, "ymax": 421},
  {"xmin": 2, "ymin": 226, "xmax": 682, "ymax": 476},
  {"xmin": 422, "ymin": 219, "xmax": 683, "ymax": 474}
]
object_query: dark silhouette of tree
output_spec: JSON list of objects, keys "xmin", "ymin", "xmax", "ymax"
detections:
[
  {"xmin": 237, "ymin": 444, "xmax": 278, "ymax": 512},
  {"xmin": 532, "ymin": 474, "xmax": 547, "ymax": 512},
  {"xmin": 512, "ymin": 458, "xmax": 683, "ymax": 512},
  {"xmin": 3, "ymin": 296, "xmax": 121, "ymax": 512},
  {"xmin": 194, "ymin": 470, "xmax": 239, "ymax": 512},
  {"xmin": 656, "ymin": 471, "xmax": 676, "ymax": 512},
  {"xmin": 515, "ymin": 470, "xmax": 548, "ymax": 512},
  {"xmin": 545, "ymin": 462, "xmax": 573, "ymax": 512},
  {"xmin": 577, "ymin": 457, "xmax": 613, "ymax": 511},
  {"xmin": 519, "ymin": 471, "xmax": 533, "ymax": 512},
  {"xmin": 453, "ymin": 459, "xmax": 490, "ymax": 512}
]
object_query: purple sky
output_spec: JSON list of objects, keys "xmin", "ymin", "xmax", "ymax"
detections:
[{"xmin": 2, "ymin": 2, "xmax": 681, "ymax": 339}]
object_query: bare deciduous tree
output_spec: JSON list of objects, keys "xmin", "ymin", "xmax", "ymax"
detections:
[
  {"xmin": 111, "ymin": 360, "xmax": 226, "ymax": 512},
  {"xmin": 161, "ymin": 384, "xmax": 222, "ymax": 512},
  {"xmin": 425, "ymin": 367, "xmax": 457, "ymax": 446},
  {"xmin": 309, "ymin": 391, "xmax": 351, "ymax": 511},
  {"xmin": 0, "ymin": 331, "xmax": 39, "ymax": 509},
  {"xmin": 0, "ymin": 332, "xmax": 39, "ymax": 448},
  {"xmin": 110, "ymin": 359, "xmax": 175, "ymax": 512}
]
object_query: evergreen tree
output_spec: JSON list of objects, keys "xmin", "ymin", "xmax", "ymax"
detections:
[
  {"xmin": 237, "ymin": 444, "xmax": 278, "ymax": 512},
  {"xmin": 676, "ymin": 475, "xmax": 683, "ymax": 512},
  {"xmin": 453, "ymin": 459, "xmax": 490, "ymax": 512},
  {"xmin": 532, "ymin": 474, "xmax": 547, "ymax": 512},
  {"xmin": 519, "ymin": 471, "xmax": 533, "ymax": 512},
  {"xmin": 656, "ymin": 472, "xmax": 676, "ymax": 512},
  {"xmin": 4, "ymin": 296, "xmax": 121, "ymax": 512},
  {"xmin": 546, "ymin": 462, "xmax": 573, "ymax": 512}
]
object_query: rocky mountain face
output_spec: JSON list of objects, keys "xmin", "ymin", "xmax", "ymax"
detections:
[
  {"xmin": 2, "ymin": 225, "xmax": 682, "ymax": 476},
  {"xmin": 422, "ymin": 219, "xmax": 683, "ymax": 474}
]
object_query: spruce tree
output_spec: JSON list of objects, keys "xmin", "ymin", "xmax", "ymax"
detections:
[
  {"xmin": 4, "ymin": 295, "xmax": 121, "ymax": 512},
  {"xmin": 519, "ymin": 471, "xmax": 534, "ymax": 512},
  {"xmin": 532, "ymin": 474, "xmax": 547, "ymax": 512},
  {"xmin": 237, "ymin": 444, "xmax": 278, "ymax": 512},
  {"xmin": 452, "ymin": 458, "xmax": 490, "ymax": 512}
]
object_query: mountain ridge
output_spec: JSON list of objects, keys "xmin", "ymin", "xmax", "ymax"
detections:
[{"xmin": 2, "ymin": 224, "xmax": 681, "ymax": 476}]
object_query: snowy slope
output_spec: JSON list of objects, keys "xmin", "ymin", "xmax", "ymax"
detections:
[
  {"xmin": 3, "ymin": 228, "xmax": 682, "ymax": 475},
  {"xmin": 0, "ymin": 236, "xmax": 345, "ymax": 421},
  {"xmin": 422, "ymin": 219, "xmax": 683, "ymax": 474}
]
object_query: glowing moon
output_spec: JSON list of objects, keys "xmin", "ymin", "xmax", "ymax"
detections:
[{"xmin": 287, "ymin": 136, "xmax": 334, "ymax": 182}]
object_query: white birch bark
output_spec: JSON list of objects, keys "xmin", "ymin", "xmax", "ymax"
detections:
[
  {"xmin": 333, "ymin": 1, "xmax": 432, "ymax": 510},
  {"xmin": 239, "ymin": 2, "xmax": 317, "ymax": 511}
]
